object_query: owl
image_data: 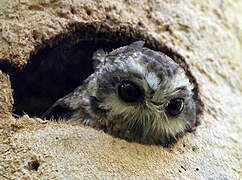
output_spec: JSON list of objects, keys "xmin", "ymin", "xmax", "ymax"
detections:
[{"xmin": 43, "ymin": 41, "xmax": 199, "ymax": 146}]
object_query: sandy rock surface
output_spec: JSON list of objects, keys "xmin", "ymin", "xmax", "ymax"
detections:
[{"xmin": 0, "ymin": 0, "xmax": 242, "ymax": 179}]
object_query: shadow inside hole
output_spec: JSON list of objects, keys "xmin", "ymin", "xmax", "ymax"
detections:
[{"xmin": 0, "ymin": 35, "xmax": 139, "ymax": 117}]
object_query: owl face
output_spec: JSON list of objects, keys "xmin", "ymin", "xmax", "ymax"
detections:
[{"xmin": 86, "ymin": 41, "xmax": 197, "ymax": 146}]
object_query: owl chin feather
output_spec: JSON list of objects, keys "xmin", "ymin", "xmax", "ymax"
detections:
[{"xmin": 43, "ymin": 41, "xmax": 199, "ymax": 146}]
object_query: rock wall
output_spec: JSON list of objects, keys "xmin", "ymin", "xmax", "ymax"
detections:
[{"xmin": 0, "ymin": 0, "xmax": 241, "ymax": 179}]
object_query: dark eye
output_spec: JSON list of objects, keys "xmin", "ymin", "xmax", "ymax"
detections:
[
  {"xmin": 118, "ymin": 80, "xmax": 141, "ymax": 102},
  {"xmin": 166, "ymin": 98, "xmax": 184, "ymax": 116}
]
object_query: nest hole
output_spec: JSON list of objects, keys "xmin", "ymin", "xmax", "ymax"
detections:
[
  {"xmin": 0, "ymin": 23, "xmax": 152, "ymax": 117},
  {"xmin": 0, "ymin": 22, "xmax": 203, "ymax": 119}
]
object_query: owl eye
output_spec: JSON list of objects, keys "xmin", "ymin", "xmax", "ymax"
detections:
[
  {"xmin": 166, "ymin": 98, "xmax": 184, "ymax": 116},
  {"xmin": 118, "ymin": 80, "xmax": 141, "ymax": 102}
]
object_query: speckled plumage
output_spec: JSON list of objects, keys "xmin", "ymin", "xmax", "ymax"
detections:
[{"xmin": 43, "ymin": 41, "xmax": 198, "ymax": 146}]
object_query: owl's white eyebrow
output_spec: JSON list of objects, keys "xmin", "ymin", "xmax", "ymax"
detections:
[{"xmin": 145, "ymin": 72, "xmax": 161, "ymax": 90}]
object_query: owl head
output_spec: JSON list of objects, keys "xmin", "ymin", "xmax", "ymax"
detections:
[
  {"xmin": 85, "ymin": 41, "xmax": 197, "ymax": 146},
  {"xmin": 44, "ymin": 41, "xmax": 198, "ymax": 146}
]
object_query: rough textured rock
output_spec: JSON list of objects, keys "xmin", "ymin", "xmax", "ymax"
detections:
[{"xmin": 0, "ymin": 0, "xmax": 242, "ymax": 179}]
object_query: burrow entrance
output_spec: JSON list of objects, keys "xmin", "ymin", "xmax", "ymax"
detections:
[{"xmin": 0, "ymin": 22, "xmax": 203, "ymax": 118}]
